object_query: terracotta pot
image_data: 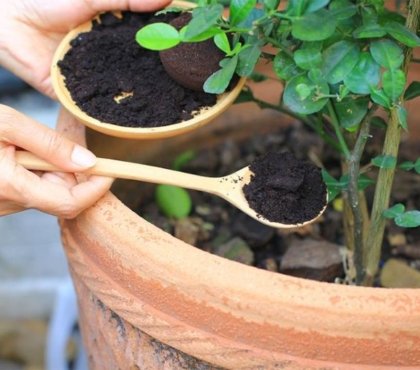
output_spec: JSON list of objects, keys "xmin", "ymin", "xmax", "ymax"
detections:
[{"xmin": 56, "ymin": 103, "xmax": 420, "ymax": 370}]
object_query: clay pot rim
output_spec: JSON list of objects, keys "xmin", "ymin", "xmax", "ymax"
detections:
[{"xmin": 50, "ymin": 0, "xmax": 246, "ymax": 140}]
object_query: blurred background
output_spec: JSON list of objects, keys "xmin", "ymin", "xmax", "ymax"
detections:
[{"xmin": 0, "ymin": 68, "xmax": 86, "ymax": 370}]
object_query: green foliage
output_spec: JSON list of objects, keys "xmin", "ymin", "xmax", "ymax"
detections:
[
  {"xmin": 155, "ymin": 185, "xmax": 192, "ymax": 219},
  {"xmin": 135, "ymin": 23, "xmax": 180, "ymax": 50},
  {"xmin": 322, "ymin": 170, "xmax": 374, "ymax": 202},
  {"xmin": 371, "ymin": 155, "xmax": 397, "ymax": 169},
  {"xmin": 399, "ymin": 158, "xmax": 420, "ymax": 174},
  {"xmin": 404, "ymin": 81, "xmax": 420, "ymax": 101},
  {"xmin": 134, "ymin": 1, "xmax": 420, "ymax": 283},
  {"xmin": 155, "ymin": 151, "xmax": 195, "ymax": 219},
  {"xmin": 384, "ymin": 204, "xmax": 420, "ymax": 228}
]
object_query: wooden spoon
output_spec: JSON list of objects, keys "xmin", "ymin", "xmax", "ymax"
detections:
[{"xmin": 16, "ymin": 151, "xmax": 326, "ymax": 229}]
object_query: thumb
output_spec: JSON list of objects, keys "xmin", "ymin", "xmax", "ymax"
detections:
[{"xmin": 0, "ymin": 105, "xmax": 96, "ymax": 171}]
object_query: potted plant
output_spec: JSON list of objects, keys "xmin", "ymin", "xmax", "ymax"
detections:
[{"xmin": 54, "ymin": 0, "xmax": 420, "ymax": 368}]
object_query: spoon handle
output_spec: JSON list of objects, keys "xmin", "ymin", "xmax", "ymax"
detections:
[{"xmin": 16, "ymin": 151, "xmax": 221, "ymax": 193}]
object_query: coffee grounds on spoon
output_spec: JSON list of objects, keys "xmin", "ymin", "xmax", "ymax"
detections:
[{"xmin": 243, "ymin": 152, "xmax": 327, "ymax": 225}]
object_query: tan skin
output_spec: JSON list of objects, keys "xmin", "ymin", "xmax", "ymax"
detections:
[{"xmin": 0, "ymin": 0, "xmax": 170, "ymax": 217}]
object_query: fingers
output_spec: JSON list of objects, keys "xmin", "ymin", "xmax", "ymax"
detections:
[
  {"xmin": 0, "ymin": 145, "xmax": 113, "ymax": 218},
  {"xmin": 0, "ymin": 105, "xmax": 114, "ymax": 218},
  {"xmin": 86, "ymin": 0, "xmax": 172, "ymax": 12},
  {"xmin": 0, "ymin": 104, "xmax": 97, "ymax": 172},
  {"xmin": 26, "ymin": 174, "xmax": 114, "ymax": 218},
  {"xmin": 0, "ymin": 201, "xmax": 25, "ymax": 217}
]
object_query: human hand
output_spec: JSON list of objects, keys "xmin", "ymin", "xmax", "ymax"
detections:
[
  {"xmin": 0, "ymin": 0, "xmax": 171, "ymax": 98},
  {"xmin": 0, "ymin": 104, "xmax": 113, "ymax": 218}
]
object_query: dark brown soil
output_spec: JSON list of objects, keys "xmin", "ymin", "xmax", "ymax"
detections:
[
  {"xmin": 243, "ymin": 152, "xmax": 327, "ymax": 224},
  {"xmin": 159, "ymin": 13, "xmax": 225, "ymax": 92},
  {"xmin": 58, "ymin": 12, "xmax": 217, "ymax": 128}
]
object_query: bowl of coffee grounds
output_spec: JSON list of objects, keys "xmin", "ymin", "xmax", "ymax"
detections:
[{"xmin": 51, "ymin": 2, "xmax": 245, "ymax": 139}]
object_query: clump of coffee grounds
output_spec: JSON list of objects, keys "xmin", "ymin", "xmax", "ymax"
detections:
[
  {"xmin": 243, "ymin": 152, "xmax": 327, "ymax": 224},
  {"xmin": 58, "ymin": 12, "xmax": 217, "ymax": 128},
  {"xmin": 159, "ymin": 13, "xmax": 225, "ymax": 91}
]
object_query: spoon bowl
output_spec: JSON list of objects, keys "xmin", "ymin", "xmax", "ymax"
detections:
[{"xmin": 16, "ymin": 152, "xmax": 326, "ymax": 228}]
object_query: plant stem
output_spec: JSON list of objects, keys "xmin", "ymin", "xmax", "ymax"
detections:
[
  {"xmin": 363, "ymin": 0, "xmax": 420, "ymax": 286},
  {"xmin": 326, "ymin": 100, "xmax": 351, "ymax": 159},
  {"xmin": 347, "ymin": 105, "xmax": 377, "ymax": 284}
]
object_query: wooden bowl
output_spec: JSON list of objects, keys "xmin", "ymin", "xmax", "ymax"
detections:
[{"xmin": 50, "ymin": 1, "xmax": 246, "ymax": 139}]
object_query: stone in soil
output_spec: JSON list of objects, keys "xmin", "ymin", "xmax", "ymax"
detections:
[
  {"xmin": 58, "ymin": 12, "xmax": 216, "ymax": 128},
  {"xmin": 159, "ymin": 13, "xmax": 225, "ymax": 92},
  {"xmin": 279, "ymin": 239, "xmax": 343, "ymax": 282},
  {"xmin": 380, "ymin": 259, "xmax": 420, "ymax": 288},
  {"xmin": 214, "ymin": 237, "xmax": 254, "ymax": 265},
  {"xmin": 243, "ymin": 152, "xmax": 327, "ymax": 224},
  {"xmin": 233, "ymin": 213, "xmax": 275, "ymax": 248}
]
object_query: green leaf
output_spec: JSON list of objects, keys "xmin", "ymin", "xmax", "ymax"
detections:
[
  {"xmin": 155, "ymin": 185, "xmax": 192, "ymax": 219},
  {"xmin": 395, "ymin": 211, "xmax": 420, "ymax": 228},
  {"xmin": 292, "ymin": 9, "xmax": 337, "ymax": 41},
  {"xmin": 371, "ymin": 154, "xmax": 397, "ymax": 169},
  {"xmin": 370, "ymin": 87, "xmax": 391, "ymax": 108},
  {"xmin": 230, "ymin": 0, "xmax": 257, "ymax": 26},
  {"xmin": 237, "ymin": 7, "xmax": 265, "ymax": 29},
  {"xmin": 283, "ymin": 74, "xmax": 329, "ymax": 114},
  {"xmin": 184, "ymin": 4, "xmax": 223, "ymax": 40},
  {"xmin": 237, "ymin": 43, "xmax": 262, "ymax": 76},
  {"xmin": 249, "ymin": 72, "xmax": 268, "ymax": 82},
  {"xmin": 415, "ymin": 159, "xmax": 420, "ymax": 175},
  {"xmin": 235, "ymin": 87, "xmax": 255, "ymax": 103},
  {"xmin": 179, "ymin": 26, "xmax": 222, "ymax": 42},
  {"xmin": 383, "ymin": 203, "xmax": 405, "ymax": 219},
  {"xmin": 203, "ymin": 55, "xmax": 238, "ymax": 94},
  {"xmin": 334, "ymin": 97, "xmax": 370, "ymax": 131},
  {"xmin": 396, "ymin": 105, "xmax": 408, "ymax": 130},
  {"xmin": 353, "ymin": 23, "xmax": 386, "ymax": 39},
  {"xmin": 382, "ymin": 69, "xmax": 406, "ymax": 103},
  {"xmin": 293, "ymin": 43, "xmax": 323, "ymax": 70},
  {"xmin": 173, "ymin": 150, "xmax": 195, "ymax": 171},
  {"xmin": 339, "ymin": 173, "xmax": 375, "ymax": 191},
  {"xmin": 274, "ymin": 52, "xmax": 301, "ymax": 80},
  {"xmin": 399, "ymin": 161, "xmax": 415, "ymax": 171},
  {"xmin": 322, "ymin": 41, "xmax": 360, "ymax": 84},
  {"xmin": 264, "ymin": 0, "xmax": 280, "ymax": 10},
  {"xmin": 357, "ymin": 174, "xmax": 375, "ymax": 190},
  {"xmin": 404, "ymin": 81, "xmax": 420, "ymax": 101},
  {"xmin": 329, "ymin": 0, "xmax": 357, "ymax": 20},
  {"xmin": 286, "ymin": 0, "xmax": 309, "ymax": 16},
  {"xmin": 214, "ymin": 33, "xmax": 231, "ymax": 54},
  {"xmin": 136, "ymin": 23, "xmax": 180, "ymax": 51},
  {"xmin": 370, "ymin": 116, "xmax": 387, "ymax": 129},
  {"xmin": 321, "ymin": 169, "xmax": 342, "ymax": 202},
  {"xmin": 370, "ymin": 39, "xmax": 403, "ymax": 69},
  {"xmin": 385, "ymin": 21, "xmax": 420, "ymax": 48},
  {"xmin": 306, "ymin": 0, "xmax": 330, "ymax": 13},
  {"xmin": 155, "ymin": 6, "xmax": 184, "ymax": 16},
  {"xmin": 343, "ymin": 52, "xmax": 380, "ymax": 94}
]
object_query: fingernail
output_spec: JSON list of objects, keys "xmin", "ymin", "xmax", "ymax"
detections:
[{"xmin": 71, "ymin": 146, "xmax": 97, "ymax": 168}]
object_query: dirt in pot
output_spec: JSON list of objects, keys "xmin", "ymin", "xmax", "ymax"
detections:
[
  {"xmin": 243, "ymin": 151, "xmax": 327, "ymax": 224},
  {"xmin": 58, "ymin": 12, "xmax": 217, "ymax": 128},
  {"xmin": 131, "ymin": 125, "xmax": 345, "ymax": 283},
  {"xmin": 124, "ymin": 123, "xmax": 419, "ymax": 285}
]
